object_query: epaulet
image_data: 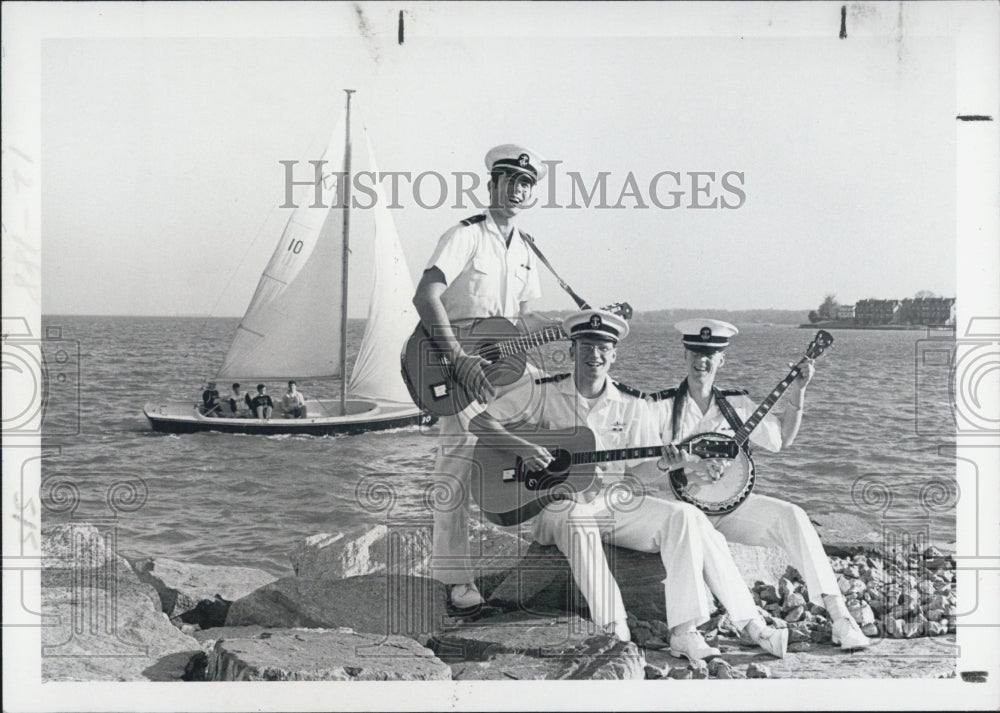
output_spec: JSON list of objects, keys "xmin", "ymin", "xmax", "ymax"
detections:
[
  {"xmin": 534, "ymin": 372, "xmax": 570, "ymax": 385},
  {"xmin": 719, "ymin": 388, "xmax": 749, "ymax": 397},
  {"xmin": 459, "ymin": 214, "xmax": 487, "ymax": 226},
  {"xmin": 519, "ymin": 230, "xmax": 535, "ymax": 244},
  {"xmin": 612, "ymin": 380, "xmax": 645, "ymax": 399},
  {"xmin": 646, "ymin": 387, "xmax": 679, "ymax": 403}
]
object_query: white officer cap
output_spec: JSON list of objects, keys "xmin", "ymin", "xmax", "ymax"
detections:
[
  {"xmin": 484, "ymin": 144, "xmax": 547, "ymax": 182},
  {"xmin": 674, "ymin": 318, "xmax": 738, "ymax": 353},
  {"xmin": 563, "ymin": 309, "xmax": 629, "ymax": 343}
]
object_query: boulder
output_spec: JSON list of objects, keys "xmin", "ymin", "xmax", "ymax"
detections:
[
  {"xmin": 289, "ymin": 522, "xmax": 530, "ymax": 597},
  {"xmin": 488, "ymin": 541, "xmax": 791, "ymax": 624},
  {"xmin": 42, "ymin": 523, "xmax": 159, "ymax": 611},
  {"xmin": 225, "ymin": 574, "xmax": 448, "ymax": 639},
  {"xmin": 431, "ymin": 612, "xmax": 644, "ymax": 680},
  {"xmin": 206, "ymin": 627, "xmax": 450, "ymax": 681},
  {"xmin": 42, "ymin": 585, "xmax": 200, "ymax": 682},
  {"xmin": 127, "ymin": 556, "xmax": 277, "ymax": 621}
]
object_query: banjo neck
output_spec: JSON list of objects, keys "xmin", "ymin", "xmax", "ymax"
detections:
[{"xmin": 730, "ymin": 357, "xmax": 809, "ymax": 445}]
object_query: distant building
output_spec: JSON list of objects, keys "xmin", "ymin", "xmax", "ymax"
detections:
[
  {"xmin": 837, "ymin": 305, "xmax": 856, "ymax": 320},
  {"xmin": 907, "ymin": 296, "xmax": 955, "ymax": 325},
  {"xmin": 855, "ymin": 298, "xmax": 900, "ymax": 325}
]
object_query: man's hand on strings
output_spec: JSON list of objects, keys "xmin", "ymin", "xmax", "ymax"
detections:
[{"xmin": 454, "ymin": 353, "xmax": 495, "ymax": 405}]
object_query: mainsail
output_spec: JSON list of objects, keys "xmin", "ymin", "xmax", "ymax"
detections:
[
  {"xmin": 346, "ymin": 130, "xmax": 418, "ymax": 405},
  {"xmin": 218, "ymin": 110, "xmax": 349, "ymax": 380},
  {"xmin": 218, "ymin": 101, "xmax": 416, "ymax": 408}
]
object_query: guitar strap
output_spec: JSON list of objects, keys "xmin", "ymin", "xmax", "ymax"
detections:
[
  {"xmin": 520, "ymin": 233, "xmax": 591, "ymax": 310},
  {"xmin": 712, "ymin": 387, "xmax": 751, "ymax": 452}
]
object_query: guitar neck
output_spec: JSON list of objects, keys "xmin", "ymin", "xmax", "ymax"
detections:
[
  {"xmin": 733, "ymin": 361, "xmax": 803, "ymax": 444},
  {"xmin": 570, "ymin": 442, "xmax": 696, "ymax": 466},
  {"xmin": 487, "ymin": 326, "xmax": 568, "ymax": 359}
]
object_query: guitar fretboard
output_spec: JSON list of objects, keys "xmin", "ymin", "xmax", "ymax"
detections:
[
  {"xmin": 570, "ymin": 444, "xmax": 684, "ymax": 465},
  {"xmin": 490, "ymin": 326, "xmax": 567, "ymax": 359}
]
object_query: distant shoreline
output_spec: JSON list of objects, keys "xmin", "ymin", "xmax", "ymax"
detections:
[{"xmin": 798, "ymin": 321, "xmax": 955, "ymax": 331}]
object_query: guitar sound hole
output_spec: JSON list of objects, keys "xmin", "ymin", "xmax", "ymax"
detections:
[{"xmin": 524, "ymin": 448, "xmax": 572, "ymax": 491}]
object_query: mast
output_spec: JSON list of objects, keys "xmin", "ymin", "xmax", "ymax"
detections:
[{"xmin": 340, "ymin": 89, "xmax": 355, "ymax": 415}]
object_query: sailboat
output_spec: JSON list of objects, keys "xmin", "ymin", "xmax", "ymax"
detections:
[{"xmin": 144, "ymin": 91, "xmax": 434, "ymax": 436}]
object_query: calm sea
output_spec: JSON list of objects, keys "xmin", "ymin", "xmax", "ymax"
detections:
[{"xmin": 38, "ymin": 316, "xmax": 956, "ymax": 576}]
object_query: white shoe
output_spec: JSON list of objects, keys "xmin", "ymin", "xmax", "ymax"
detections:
[
  {"xmin": 602, "ymin": 619, "xmax": 631, "ymax": 643},
  {"xmin": 449, "ymin": 583, "xmax": 485, "ymax": 609},
  {"xmin": 832, "ymin": 616, "xmax": 871, "ymax": 649},
  {"xmin": 743, "ymin": 620, "xmax": 788, "ymax": 659},
  {"xmin": 669, "ymin": 631, "xmax": 721, "ymax": 662}
]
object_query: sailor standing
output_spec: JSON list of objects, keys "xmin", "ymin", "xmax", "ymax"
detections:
[{"xmin": 412, "ymin": 144, "xmax": 557, "ymax": 609}]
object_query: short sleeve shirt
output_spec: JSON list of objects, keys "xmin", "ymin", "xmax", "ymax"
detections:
[
  {"xmin": 652, "ymin": 392, "xmax": 782, "ymax": 452},
  {"xmin": 425, "ymin": 213, "xmax": 542, "ymax": 321},
  {"xmin": 486, "ymin": 373, "xmax": 659, "ymax": 483}
]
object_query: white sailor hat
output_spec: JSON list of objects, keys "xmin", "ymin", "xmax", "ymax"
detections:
[
  {"xmin": 563, "ymin": 309, "xmax": 629, "ymax": 343},
  {"xmin": 674, "ymin": 318, "xmax": 738, "ymax": 352},
  {"xmin": 484, "ymin": 144, "xmax": 547, "ymax": 182}
]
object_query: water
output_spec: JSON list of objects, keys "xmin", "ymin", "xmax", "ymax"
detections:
[{"xmin": 39, "ymin": 315, "xmax": 956, "ymax": 576}]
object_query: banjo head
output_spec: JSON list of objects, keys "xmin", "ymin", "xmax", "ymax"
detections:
[{"xmin": 669, "ymin": 433, "xmax": 756, "ymax": 514}]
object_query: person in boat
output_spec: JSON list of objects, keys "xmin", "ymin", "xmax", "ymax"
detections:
[
  {"xmin": 251, "ymin": 384, "xmax": 274, "ymax": 420},
  {"xmin": 281, "ymin": 380, "xmax": 307, "ymax": 419},
  {"xmin": 412, "ymin": 143, "xmax": 558, "ymax": 610},
  {"xmin": 229, "ymin": 383, "xmax": 252, "ymax": 418},
  {"xmin": 648, "ymin": 318, "xmax": 870, "ymax": 650},
  {"xmin": 468, "ymin": 309, "xmax": 788, "ymax": 660},
  {"xmin": 201, "ymin": 380, "xmax": 222, "ymax": 417}
]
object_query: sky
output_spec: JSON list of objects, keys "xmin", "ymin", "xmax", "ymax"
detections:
[{"xmin": 38, "ymin": 6, "xmax": 956, "ymax": 318}]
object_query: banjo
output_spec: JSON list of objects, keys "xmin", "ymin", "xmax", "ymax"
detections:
[{"xmin": 667, "ymin": 330, "xmax": 834, "ymax": 514}]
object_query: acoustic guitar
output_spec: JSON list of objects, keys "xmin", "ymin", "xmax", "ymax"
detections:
[
  {"xmin": 667, "ymin": 329, "xmax": 834, "ymax": 514},
  {"xmin": 470, "ymin": 425, "xmax": 739, "ymax": 526},
  {"xmin": 400, "ymin": 302, "xmax": 632, "ymax": 417}
]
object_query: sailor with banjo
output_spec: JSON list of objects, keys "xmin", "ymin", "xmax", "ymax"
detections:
[
  {"xmin": 469, "ymin": 309, "xmax": 790, "ymax": 661},
  {"xmin": 650, "ymin": 318, "xmax": 871, "ymax": 650}
]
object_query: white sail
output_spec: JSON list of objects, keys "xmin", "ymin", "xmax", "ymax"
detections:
[
  {"xmin": 218, "ymin": 109, "xmax": 348, "ymax": 379},
  {"xmin": 346, "ymin": 130, "xmax": 418, "ymax": 405}
]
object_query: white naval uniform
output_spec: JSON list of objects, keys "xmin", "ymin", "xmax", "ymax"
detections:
[
  {"xmin": 487, "ymin": 373, "xmax": 760, "ymax": 629},
  {"xmin": 652, "ymin": 390, "xmax": 840, "ymax": 606},
  {"xmin": 426, "ymin": 212, "xmax": 543, "ymax": 586}
]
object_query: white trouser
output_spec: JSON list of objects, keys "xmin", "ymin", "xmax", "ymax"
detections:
[
  {"xmin": 430, "ymin": 414, "xmax": 476, "ymax": 586},
  {"xmin": 705, "ymin": 492, "xmax": 841, "ymax": 606},
  {"xmin": 532, "ymin": 490, "xmax": 760, "ymax": 629}
]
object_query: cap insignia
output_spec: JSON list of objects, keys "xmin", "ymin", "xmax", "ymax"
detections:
[
  {"xmin": 700, "ymin": 327, "xmax": 712, "ymax": 341},
  {"xmin": 518, "ymin": 153, "xmax": 530, "ymax": 167},
  {"xmin": 590, "ymin": 314, "xmax": 603, "ymax": 329}
]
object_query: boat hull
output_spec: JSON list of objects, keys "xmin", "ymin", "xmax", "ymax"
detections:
[{"xmin": 143, "ymin": 398, "xmax": 436, "ymax": 436}]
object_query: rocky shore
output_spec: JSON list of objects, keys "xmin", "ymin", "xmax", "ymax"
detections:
[{"xmin": 41, "ymin": 517, "xmax": 956, "ymax": 682}]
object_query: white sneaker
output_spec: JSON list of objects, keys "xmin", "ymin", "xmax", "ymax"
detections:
[
  {"xmin": 449, "ymin": 583, "xmax": 485, "ymax": 609},
  {"xmin": 832, "ymin": 616, "xmax": 871, "ymax": 650},
  {"xmin": 669, "ymin": 631, "xmax": 721, "ymax": 662},
  {"xmin": 743, "ymin": 620, "xmax": 788, "ymax": 659},
  {"xmin": 602, "ymin": 619, "xmax": 631, "ymax": 643}
]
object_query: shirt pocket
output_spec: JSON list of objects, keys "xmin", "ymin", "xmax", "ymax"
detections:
[{"xmin": 466, "ymin": 255, "xmax": 497, "ymax": 313}]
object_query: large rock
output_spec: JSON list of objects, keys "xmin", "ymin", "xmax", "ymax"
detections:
[
  {"xmin": 433, "ymin": 612, "xmax": 644, "ymax": 680},
  {"xmin": 488, "ymin": 541, "xmax": 789, "ymax": 624},
  {"xmin": 225, "ymin": 574, "xmax": 448, "ymax": 638},
  {"xmin": 289, "ymin": 522, "xmax": 529, "ymax": 587},
  {"xmin": 41, "ymin": 523, "xmax": 201, "ymax": 681},
  {"xmin": 206, "ymin": 627, "xmax": 451, "ymax": 681},
  {"xmin": 42, "ymin": 523, "xmax": 159, "ymax": 611},
  {"xmin": 127, "ymin": 556, "xmax": 277, "ymax": 620},
  {"xmin": 42, "ymin": 585, "xmax": 201, "ymax": 681}
]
